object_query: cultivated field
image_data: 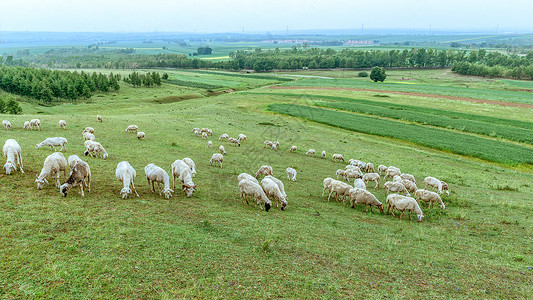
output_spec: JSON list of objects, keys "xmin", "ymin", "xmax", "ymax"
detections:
[{"xmin": 0, "ymin": 69, "xmax": 532, "ymax": 298}]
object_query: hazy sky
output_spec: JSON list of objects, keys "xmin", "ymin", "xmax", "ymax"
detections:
[{"xmin": 1, "ymin": 0, "xmax": 531, "ymax": 33}]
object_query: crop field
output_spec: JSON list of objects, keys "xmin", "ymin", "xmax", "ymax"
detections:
[{"xmin": 0, "ymin": 68, "xmax": 532, "ymax": 298}]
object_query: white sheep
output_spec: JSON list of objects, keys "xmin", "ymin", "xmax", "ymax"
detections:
[
  {"xmin": 402, "ymin": 179, "xmax": 418, "ymax": 194},
  {"xmin": 332, "ymin": 153, "xmax": 345, "ymax": 162},
  {"xmin": 59, "ymin": 120, "xmax": 66, "ymax": 129},
  {"xmin": 60, "ymin": 160, "xmax": 91, "ymax": 197},
  {"xmin": 182, "ymin": 157, "xmax": 197, "ymax": 178},
  {"xmin": 192, "ymin": 127, "xmax": 200, "ymax": 133},
  {"xmin": 238, "ymin": 134, "xmax": 247, "ymax": 142},
  {"xmin": 3, "ymin": 120, "xmax": 11, "ymax": 130},
  {"xmin": 289, "ymin": 145, "xmax": 297, "ymax": 153},
  {"xmin": 415, "ymin": 189, "xmax": 445, "ymax": 210},
  {"xmin": 125, "ymin": 125, "xmax": 138, "ymax": 133},
  {"xmin": 84, "ymin": 140, "xmax": 108, "ymax": 159},
  {"xmin": 353, "ymin": 178, "xmax": 366, "ymax": 190},
  {"xmin": 209, "ymin": 153, "xmax": 224, "ymax": 168},
  {"xmin": 219, "ymin": 145, "xmax": 226, "ymax": 155},
  {"xmin": 207, "ymin": 141, "xmax": 213, "ymax": 147},
  {"xmin": 229, "ymin": 137, "xmax": 240, "ymax": 147},
  {"xmin": 377, "ymin": 165, "xmax": 388, "ymax": 175},
  {"xmin": 270, "ymin": 143, "xmax": 278, "ymax": 151},
  {"xmin": 285, "ymin": 167, "xmax": 297, "ymax": 181},
  {"xmin": 321, "ymin": 150, "xmax": 326, "ymax": 159},
  {"xmin": 393, "ymin": 175, "xmax": 403, "ymax": 183},
  {"xmin": 336, "ymin": 169, "xmax": 346, "ymax": 179},
  {"xmin": 364, "ymin": 162, "xmax": 375, "ymax": 173},
  {"xmin": 384, "ymin": 166, "xmax": 401, "ymax": 180},
  {"xmin": 255, "ymin": 165, "xmax": 273, "ymax": 178},
  {"xmin": 219, "ymin": 134, "xmax": 229, "ymax": 141},
  {"xmin": 322, "ymin": 177, "xmax": 334, "ymax": 196},
  {"xmin": 349, "ymin": 188, "xmax": 384, "ymax": 213},
  {"xmin": 35, "ymin": 137, "xmax": 68, "ymax": 152},
  {"xmin": 202, "ymin": 132, "xmax": 208, "ymax": 139},
  {"xmin": 83, "ymin": 127, "xmax": 94, "ymax": 134},
  {"xmin": 327, "ymin": 179, "xmax": 352, "ymax": 203},
  {"xmin": 264, "ymin": 175, "xmax": 288, "ymax": 202},
  {"xmin": 115, "ymin": 161, "xmax": 139, "ymax": 199},
  {"xmin": 349, "ymin": 159, "xmax": 366, "ymax": 169},
  {"xmin": 97, "ymin": 115, "xmax": 103, "ymax": 122},
  {"xmin": 30, "ymin": 119, "xmax": 41, "ymax": 131},
  {"xmin": 3, "ymin": 139, "xmax": 24, "ymax": 175},
  {"xmin": 137, "ymin": 131, "xmax": 145, "ymax": 140},
  {"xmin": 23, "ymin": 121, "xmax": 31, "ymax": 130},
  {"xmin": 264, "ymin": 140, "xmax": 273, "ymax": 148},
  {"xmin": 362, "ymin": 173, "xmax": 380, "ymax": 188},
  {"xmin": 35, "ymin": 152, "xmax": 67, "ymax": 190},
  {"xmin": 83, "ymin": 132, "xmax": 96, "ymax": 141},
  {"xmin": 386, "ymin": 194, "xmax": 424, "ymax": 222},
  {"xmin": 144, "ymin": 163, "xmax": 173, "ymax": 199},
  {"xmin": 238, "ymin": 173, "xmax": 259, "ymax": 185},
  {"xmin": 194, "ymin": 129, "xmax": 199, "ymax": 137},
  {"xmin": 171, "ymin": 159, "xmax": 197, "ymax": 197},
  {"xmin": 261, "ymin": 177, "xmax": 287, "ymax": 210},
  {"xmin": 67, "ymin": 155, "xmax": 91, "ymax": 191},
  {"xmin": 424, "ymin": 176, "xmax": 450, "ymax": 195},
  {"xmin": 305, "ymin": 149, "xmax": 315, "ymax": 155},
  {"xmin": 400, "ymin": 173, "xmax": 416, "ymax": 184},
  {"xmin": 344, "ymin": 169, "xmax": 363, "ymax": 182},
  {"xmin": 238, "ymin": 179, "xmax": 271, "ymax": 211},
  {"xmin": 384, "ymin": 181, "xmax": 410, "ymax": 196}
]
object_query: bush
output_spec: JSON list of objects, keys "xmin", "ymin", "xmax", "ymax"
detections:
[
  {"xmin": 6, "ymin": 99, "xmax": 22, "ymax": 114},
  {"xmin": 370, "ymin": 66, "xmax": 386, "ymax": 82},
  {"xmin": 357, "ymin": 71, "xmax": 369, "ymax": 77}
]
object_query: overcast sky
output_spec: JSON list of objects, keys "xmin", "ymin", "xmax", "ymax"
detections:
[{"xmin": 0, "ymin": 0, "xmax": 531, "ymax": 33}]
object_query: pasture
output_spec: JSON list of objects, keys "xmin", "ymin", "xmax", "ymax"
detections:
[{"xmin": 0, "ymin": 68, "xmax": 532, "ymax": 298}]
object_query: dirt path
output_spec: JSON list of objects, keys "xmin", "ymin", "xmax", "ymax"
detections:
[{"xmin": 269, "ymin": 86, "xmax": 533, "ymax": 109}]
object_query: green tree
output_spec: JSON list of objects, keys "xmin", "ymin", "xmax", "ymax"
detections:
[
  {"xmin": 6, "ymin": 99, "xmax": 22, "ymax": 114},
  {"xmin": 0, "ymin": 98, "xmax": 5, "ymax": 113},
  {"xmin": 370, "ymin": 66, "xmax": 386, "ymax": 82}
]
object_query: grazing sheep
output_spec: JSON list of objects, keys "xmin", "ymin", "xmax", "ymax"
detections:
[
  {"xmin": 202, "ymin": 132, "xmax": 208, "ymax": 139},
  {"xmin": 271, "ymin": 141, "xmax": 279, "ymax": 151},
  {"xmin": 353, "ymin": 178, "xmax": 366, "ymax": 190},
  {"xmin": 219, "ymin": 134, "xmax": 229, "ymax": 141},
  {"xmin": 415, "ymin": 189, "xmax": 445, "ymax": 209},
  {"xmin": 349, "ymin": 159, "xmax": 366, "ymax": 169},
  {"xmin": 200, "ymin": 128, "xmax": 210, "ymax": 134},
  {"xmin": 229, "ymin": 138, "xmax": 240, "ymax": 147},
  {"xmin": 285, "ymin": 167, "xmax": 297, "ymax": 181},
  {"xmin": 386, "ymin": 194, "xmax": 424, "ymax": 222},
  {"xmin": 345, "ymin": 165, "xmax": 363, "ymax": 172},
  {"xmin": 171, "ymin": 159, "xmax": 197, "ymax": 197},
  {"xmin": 238, "ymin": 179, "xmax": 271, "ymax": 211},
  {"xmin": 384, "ymin": 166, "xmax": 401, "ymax": 180},
  {"xmin": 362, "ymin": 173, "xmax": 380, "ymax": 188},
  {"xmin": 35, "ymin": 137, "xmax": 68, "ymax": 152},
  {"xmin": 332, "ymin": 153, "xmax": 345, "ymax": 162},
  {"xmin": 364, "ymin": 162, "xmax": 375, "ymax": 173},
  {"xmin": 384, "ymin": 181, "xmax": 410, "ymax": 196},
  {"xmin": 306, "ymin": 149, "xmax": 316, "ymax": 155},
  {"xmin": 349, "ymin": 188, "xmax": 384, "ymax": 213},
  {"xmin": 97, "ymin": 115, "xmax": 103, "ymax": 122},
  {"xmin": 289, "ymin": 145, "xmax": 297, "ymax": 153},
  {"xmin": 125, "ymin": 125, "xmax": 138, "ymax": 133},
  {"xmin": 84, "ymin": 140, "xmax": 108, "ymax": 159},
  {"xmin": 207, "ymin": 141, "xmax": 213, "ymax": 147},
  {"xmin": 400, "ymin": 173, "xmax": 416, "ymax": 184},
  {"xmin": 264, "ymin": 175, "xmax": 288, "ymax": 202},
  {"xmin": 182, "ymin": 157, "xmax": 197, "ymax": 178},
  {"xmin": 207, "ymin": 129, "xmax": 213, "ymax": 136},
  {"xmin": 238, "ymin": 134, "xmax": 247, "ymax": 142},
  {"xmin": 137, "ymin": 132, "xmax": 145, "ymax": 140},
  {"xmin": 402, "ymin": 179, "xmax": 418, "ymax": 194},
  {"xmin": 261, "ymin": 177, "xmax": 287, "ymax": 210},
  {"xmin": 67, "ymin": 155, "xmax": 91, "ymax": 191},
  {"xmin": 59, "ymin": 120, "xmax": 66, "ymax": 129},
  {"xmin": 321, "ymin": 150, "xmax": 326, "ymax": 159},
  {"xmin": 194, "ymin": 129, "xmax": 200, "ymax": 137},
  {"xmin": 3, "ymin": 120, "xmax": 11, "ymax": 130},
  {"xmin": 344, "ymin": 169, "xmax": 363, "ymax": 182},
  {"xmin": 238, "ymin": 173, "xmax": 259, "ymax": 185},
  {"xmin": 83, "ymin": 132, "xmax": 96, "ymax": 141},
  {"xmin": 60, "ymin": 160, "xmax": 90, "ymax": 197},
  {"xmin": 336, "ymin": 169, "xmax": 346, "ymax": 179},
  {"xmin": 264, "ymin": 140, "xmax": 273, "ymax": 148},
  {"xmin": 327, "ymin": 179, "xmax": 352, "ymax": 203},
  {"xmin": 393, "ymin": 175, "xmax": 403, "ymax": 183},
  {"xmin": 377, "ymin": 165, "xmax": 388, "ymax": 175},
  {"xmin": 192, "ymin": 128, "xmax": 200, "ymax": 133},
  {"xmin": 424, "ymin": 176, "xmax": 450, "ymax": 195},
  {"xmin": 144, "ymin": 163, "xmax": 173, "ymax": 199},
  {"xmin": 23, "ymin": 121, "xmax": 31, "ymax": 130},
  {"xmin": 3, "ymin": 139, "xmax": 24, "ymax": 175},
  {"xmin": 209, "ymin": 153, "xmax": 224, "ymax": 168},
  {"xmin": 219, "ymin": 145, "xmax": 226, "ymax": 155},
  {"xmin": 30, "ymin": 119, "xmax": 41, "ymax": 131},
  {"xmin": 35, "ymin": 152, "xmax": 67, "ymax": 190},
  {"xmin": 255, "ymin": 165, "xmax": 273, "ymax": 178},
  {"xmin": 83, "ymin": 127, "xmax": 95, "ymax": 134},
  {"xmin": 322, "ymin": 177, "xmax": 334, "ymax": 196}
]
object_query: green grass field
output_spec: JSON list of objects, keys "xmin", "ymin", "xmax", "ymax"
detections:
[{"xmin": 0, "ymin": 69, "xmax": 532, "ymax": 298}]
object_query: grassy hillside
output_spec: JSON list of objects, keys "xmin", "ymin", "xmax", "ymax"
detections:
[{"xmin": 0, "ymin": 69, "xmax": 532, "ymax": 298}]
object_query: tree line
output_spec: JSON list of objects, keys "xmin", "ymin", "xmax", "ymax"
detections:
[{"xmin": 451, "ymin": 49, "xmax": 533, "ymax": 79}]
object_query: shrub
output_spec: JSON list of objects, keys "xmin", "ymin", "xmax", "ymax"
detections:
[{"xmin": 357, "ymin": 71, "xmax": 369, "ymax": 77}]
